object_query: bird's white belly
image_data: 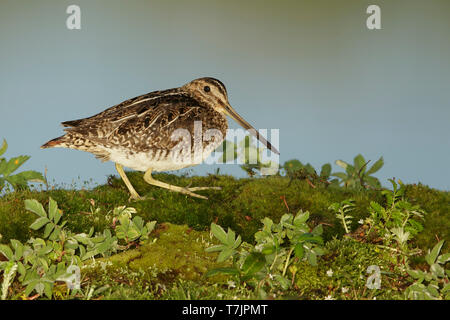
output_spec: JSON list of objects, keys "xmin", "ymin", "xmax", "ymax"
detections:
[{"xmin": 107, "ymin": 144, "xmax": 219, "ymax": 172}]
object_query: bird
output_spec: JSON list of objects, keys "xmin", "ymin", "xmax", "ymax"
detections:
[{"xmin": 41, "ymin": 77, "xmax": 279, "ymax": 200}]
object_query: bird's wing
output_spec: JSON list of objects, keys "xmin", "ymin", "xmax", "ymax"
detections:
[
  {"xmin": 62, "ymin": 91, "xmax": 204, "ymax": 150},
  {"xmin": 61, "ymin": 89, "xmax": 173, "ymax": 128}
]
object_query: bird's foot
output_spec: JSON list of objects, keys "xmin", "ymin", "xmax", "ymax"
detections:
[
  {"xmin": 187, "ymin": 186, "xmax": 222, "ymax": 192},
  {"xmin": 180, "ymin": 186, "xmax": 222, "ymax": 200},
  {"xmin": 128, "ymin": 193, "xmax": 154, "ymax": 202}
]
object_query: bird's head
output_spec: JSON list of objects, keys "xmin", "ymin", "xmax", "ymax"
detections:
[
  {"xmin": 182, "ymin": 77, "xmax": 279, "ymax": 155},
  {"xmin": 182, "ymin": 77, "xmax": 229, "ymax": 110}
]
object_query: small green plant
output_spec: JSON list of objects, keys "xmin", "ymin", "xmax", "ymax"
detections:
[
  {"xmin": 328, "ymin": 199, "xmax": 355, "ymax": 234},
  {"xmin": 220, "ymin": 137, "xmax": 278, "ymax": 177},
  {"xmin": 0, "ymin": 198, "xmax": 156, "ymax": 299},
  {"xmin": 405, "ymin": 240, "xmax": 450, "ymax": 300},
  {"xmin": 367, "ymin": 179, "xmax": 425, "ymax": 247},
  {"xmin": 332, "ymin": 154, "xmax": 383, "ymax": 189},
  {"xmin": 205, "ymin": 210, "xmax": 324, "ymax": 297},
  {"xmin": 283, "ymin": 159, "xmax": 337, "ymax": 188},
  {"xmin": 0, "ymin": 139, "xmax": 45, "ymax": 192},
  {"xmin": 349, "ymin": 179, "xmax": 426, "ymax": 269},
  {"xmin": 113, "ymin": 207, "xmax": 156, "ymax": 245}
]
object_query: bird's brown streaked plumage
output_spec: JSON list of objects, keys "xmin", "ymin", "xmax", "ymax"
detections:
[{"xmin": 42, "ymin": 77, "xmax": 279, "ymax": 200}]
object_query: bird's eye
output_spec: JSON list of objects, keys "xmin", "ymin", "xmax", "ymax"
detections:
[{"xmin": 203, "ymin": 86, "xmax": 211, "ymax": 92}]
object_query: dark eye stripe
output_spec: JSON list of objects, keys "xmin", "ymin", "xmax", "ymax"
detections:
[{"xmin": 204, "ymin": 78, "xmax": 227, "ymax": 97}]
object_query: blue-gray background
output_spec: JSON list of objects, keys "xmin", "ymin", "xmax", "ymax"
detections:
[{"xmin": 1, "ymin": 0, "xmax": 449, "ymax": 190}]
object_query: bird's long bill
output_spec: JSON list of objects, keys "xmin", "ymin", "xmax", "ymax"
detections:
[{"xmin": 224, "ymin": 104, "xmax": 280, "ymax": 155}]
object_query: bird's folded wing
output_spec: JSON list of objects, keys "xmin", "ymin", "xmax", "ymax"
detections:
[{"xmin": 62, "ymin": 94, "xmax": 202, "ymax": 150}]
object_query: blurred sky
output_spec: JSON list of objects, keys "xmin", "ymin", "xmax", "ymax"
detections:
[{"xmin": 0, "ymin": 0, "xmax": 449, "ymax": 190}]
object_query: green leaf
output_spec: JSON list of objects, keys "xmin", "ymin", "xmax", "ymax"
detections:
[
  {"xmin": 226, "ymin": 228, "xmax": 237, "ymax": 247},
  {"xmin": 49, "ymin": 228, "xmax": 61, "ymax": 241},
  {"xmin": 48, "ymin": 198, "xmax": 58, "ymax": 222},
  {"xmin": 10, "ymin": 240, "xmax": 23, "ymax": 260},
  {"xmin": 426, "ymin": 240, "xmax": 445, "ymax": 266},
  {"xmin": 345, "ymin": 164, "xmax": 355, "ymax": 176},
  {"xmin": 331, "ymin": 172, "xmax": 348, "ymax": 180},
  {"xmin": 437, "ymin": 253, "xmax": 450, "ymax": 264},
  {"xmin": 312, "ymin": 224, "xmax": 323, "ymax": 236},
  {"xmin": 210, "ymin": 223, "xmax": 228, "ymax": 244},
  {"xmin": 232, "ymin": 235, "xmax": 242, "ymax": 249},
  {"xmin": 82, "ymin": 250, "xmax": 97, "ymax": 261},
  {"xmin": 241, "ymin": 252, "xmax": 266, "ymax": 278},
  {"xmin": 304, "ymin": 163, "xmax": 316, "ymax": 175},
  {"xmin": 354, "ymin": 154, "xmax": 366, "ymax": 172},
  {"xmin": 261, "ymin": 245, "xmax": 276, "ymax": 255},
  {"xmin": 294, "ymin": 243, "xmax": 305, "ymax": 259},
  {"xmin": 5, "ymin": 175, "xmax": 28, "ymax": 189},
  {"xmin": 2, "ymin": 156, "xmax": 30, "ymax": 176},
  {"xmin": 24, "ymin": 281, "xmax": 38, "ymax": 297},
  {"xmin": 43, "ymin": 223, "xmax": 55, "ymax": 239},
  {"xmin": 44, "ymin": 282, "xmax": 53, "ymax": 299},
  {"xmin": 145, "ymin": 221, "xmax": 157, "ymax": 234},
  {"xmin": 29, "ymin": 217, "xmax": 50, "ymax": 230},
  {"xmin": 115, "ymin": 226, "xmax": 127, "ymax": 240},
  {"xmin": 295, "ymin": 233, "xmax": 324, "ymax": 245},
  {"xmin": 205, "ymin": 245, "xmax": 227, "ymax": 253},
  {"xmin": 132, "ymin": 216, "xmax": 144, "ymax": 230},
  {"xmin": 17, "ymin": 262, "xmax": 26, "ymax": 280},
  {"xmin": 12, "ymin": 170, "xmax": 45, "ymax": 184},
  {"xmin": 407, "ymin": 269, "xmax": 425, "ymax": 280},
  {"xmin": 283, "ymin": 159, "xmax": 304, "ymax": 174},
  {"xmin": 126, "ymin": 228, "xmax": 141, "ymax": 241},
  {"xmin": 0, "ymin": 139, "xmax": 7, "ymax": 157},
  {"xmin": 335, "ymin": 160, "xmax": 348, "ymax": 170},
  {"xmin": 442, "ymin": 282, "xmax": 450, "ymax": 294},
  {"xmin": 217, "ymin": 248, "xmax": 234, "ymax": 263},
  {"xmin": 24, "ymin": 199, "xmax": 47, "ymax": 218},
  {"xmin": 430, "ymin": 263, "xmax": 445, "ymax": 278},
  {"xmin": 307, "ymin": 252, "xmax": 317, "ymax": 266},
  {"xmin": 206, "ymin": 267, "xmax": 240, "ymax": 277},
  {"xmin": 364, "ymin": 176, "xmax": 381, "ymax": 188},
  {"xmin": 273, "ymin": 274, "xmax": 290, "ymax": 290},
  {"xmin": 0, "ymin": 244, "xmax": 13, "ymax": 261},
  {"xmin": 312, "ymin": 246, "xmax": 325, "ymax": 256},
  {"xmin": 366, "ymin": 157, "xmax": 384, "ymax": 175},
  {"xmin": 1, "ymin": 261, "xmax": 17, "ymax": 299},
  {"xmin": 320, "ymin": 163, "xmax": 332, "ymax": 178},
  {"xmin": 96, "ymin": 238, "xmax": 115, "ymax": 255},
  {"xmin": 293, "ymin": 211, "xmax": 309, "ymax": 225}
]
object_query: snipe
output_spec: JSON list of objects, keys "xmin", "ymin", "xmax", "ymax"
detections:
[{"xmin": 42, "ymin": 77, "xmax": 279, "ymax": 200}]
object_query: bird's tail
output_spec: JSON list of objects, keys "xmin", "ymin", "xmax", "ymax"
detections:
[{"xmin": 41, "ymin": 135, "xmax": 66, "ymax": 149}]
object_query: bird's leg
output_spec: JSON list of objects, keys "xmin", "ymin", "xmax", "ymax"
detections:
[
  {"xmin": 115, "ymin": 163, "xmax": 142, "ymax": 201},
  {"xmin": 143, "ymin": 168, "xmax": 220, "ymax": 200}
]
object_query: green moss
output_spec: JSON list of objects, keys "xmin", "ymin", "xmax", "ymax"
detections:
[
  {"xmin": 2, "ymin": 173, "xmax": 448, "ymax": 300},
  {"xmin": 293, "ymin": 238, "xmax": 406, "ymax": 299},
  {"xmin": 404, "ymin": 184, "xmax": 450, "ymax": 252},
  {"xmin": 104, "ymin": 223, "xmax": 222, "ymax": 281},
  {"xmin": 77, "ymin": 223, "xmax": 237, "ymax": 300},
  {"xmin": 293, "ymin": 262, "xmax": 329, "ymax": 298},
  {"xmin": 1, "ymin": 174, "xmax": 448, "ymax": 255}
]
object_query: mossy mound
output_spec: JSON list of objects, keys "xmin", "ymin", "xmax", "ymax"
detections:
[
  {"xmin": 79, "ymin": 222, "xmax": 241, "ymax": 300},
  {"xmin": 104, "ymin": 223, "xmax": 224, "ymax": 281},
  {"xmin": 293, "ymin": 238, "xmax": 407, "ymax": 300},
  {"xmin": 0, "ymin": 173, "xmax": 448, "ymax": 254}
]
